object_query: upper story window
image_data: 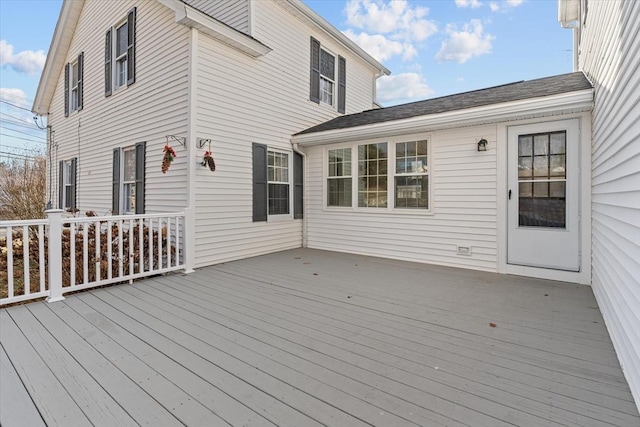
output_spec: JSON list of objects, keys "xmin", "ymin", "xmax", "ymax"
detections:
[
  {"xmin": 105, "ymin": 8, "xmax": 136, "ymax": 97},
  {"xmin": 310, "ymin": 37, "xmax": 346, "ymax": 114},
  {"xmin": 325, "ymin": 136, "xmax": 430, "ymax": 211},
  {"xmin": 64, "ymin": 53, "xmax": 83, "ymax": 116}
]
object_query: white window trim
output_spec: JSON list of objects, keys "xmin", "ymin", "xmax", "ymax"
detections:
[
  {"xmin": 68, "ymin": 59, "xmax": 79, "ymax": 114},
  {"xmin": 318, "ymin": 47, "xmax": 338, "ymax": 110},
  {"xmin": 322, "ymin": 133, "xmax": 433, "ymax": 215},
  {"xmin": 327, "ymin": 147, "xmax": 352, "ymax": 208},
  {"xmin": 267, "ymin": 147, "xmax": 293, "ymax": 222},
  {"xmin": 62, "ymin": 160, "xmax": 73, "ymax": 209},
  {"xmin": 120, "ymin": 146, "xmax": 136, "ymax": 215},
  {"xmin": 112, "ymin": 18, "xmax": 128, "ymax": 92}
]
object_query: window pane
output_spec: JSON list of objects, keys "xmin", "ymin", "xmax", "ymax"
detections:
[
  {"xmin": 416, "ymin": 140, "xmax": 428, "ymax": 156},
  {"xmin": 320, "ymin": 49, "xmax": 335, "ymax": 80},
  {"xmin": 518, "ymin": 136, "xmax": 532, "ymax": 156},
  {"xmin": 519, "ymin": 181, "xmax": 565, "ymax": 228},
  {"xmin": 550, "ymin": 155, "xmax": 566, "ymax": 177},
  {"xmin": 550, "ymin": 132, "xmax": 566, "ymax": 154},
  {"xmin": 328, "ymin": 178, "xmax": 352, "ymax": 207},
  {"xmin": 268, "ymin": 183, "xmax": 289, "ymax": 215},
  {"xmin": 116, "ymin": 23, "xmax": 128, "ymax": 57},
  {"xmin": 395, "ymin": 176, "xmax": 428, "ymax": 209},
  {"xmin": 533, "ymin": 156, "xmax": 549, "ymax": 178},
  {"xmin": 123, "ymin": 149, "xmax": 136, "ymax": 181},
  {"xmin": 72, "ymin": 62, "xmax": 79, "ymax": 86},
  {"xmin": 534, "ymin": 134, "xmax": 548, "ymax": 155},
  {"xmin": 328, "ymin": 148, "xmax": 351, "ymax": 177},
  {"xmin": 518, "ymin": 156, "xmax": 532, "ymax": 178},
  {"xmin": 123, "ymin": 183, "xmax": 135, "ymax": 213}
]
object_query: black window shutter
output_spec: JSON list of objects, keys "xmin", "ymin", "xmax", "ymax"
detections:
[
  {"xmin": 127, "ymin": 7, "xmax": 136, "ymax": 86},
  {"xmin": 112, "ymin": 148, "xmax": 120, "ymax": 214},
  {"xmin": 310, "ymin": 37, "xmax": 320, "ymax": 104},
  {"xmin": 77, "ymin": 53, "xmax": 84, "ymax": 111},
  {"xmin": 252, "ymin": 143, "xmax": 267, "ymax": 222},
  {"xmin": 105, "ymin": 28, "xmax": 112, "ymax": 97},
  {"xmin": 64, "ymin": 63, "xmax": 69, "ymax": 117},
  {"xmin": 338, "ymin": 56, "xmax": 346, "ymax": 114},
  {"xmin": 70, "ymin": 158, "xmax": 77, "ymax": 210},
  {"xmin": 58, "ymin": 161, "xmax": 64, "ymax": 208},
  {"xmin": 294, "ymin": 152, "xmax": 303, "ymax": 219},
  {"xmin": 135, "ymin": 141, "xmax": 145, "ymax": 214}
]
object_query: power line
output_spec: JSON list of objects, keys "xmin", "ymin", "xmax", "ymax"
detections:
[
  {"xmin": 0, "ymin": 125, "xmax": 47, "ymax": 140},
  {"xmin": 0, "ymin": 119, "xmax": 45, "ymax": 132},
  {"xmin": 0, "ymin": 111, "xmax": 42, "ymax": 126},
  {"xmin": 0, "ymin": 91, "xmax": 34, "ymax": 104},
  {"xmin": 0, "ymin": 99, "xmax": 32, "ymax": 112},
  {"xmin": 0, "ymin": 133, "xmax": 47, "ymax": 144}
]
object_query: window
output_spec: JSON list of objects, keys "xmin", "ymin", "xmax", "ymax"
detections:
[
  {"xmin": 252, "ymin": 144, "xmax": 303, "ymax": 222},
  {"xmin": 58, "ymin": 158, "xmax": 77, "ymax": 211},
  {"xmin": 358, "ymin": 143, "xmax": 388, "ymax": 208},
  {"xmin": 112, "ymin": 142, "xmax": 145, "ymax": 215},
  {"xmin": 327, "ymin": 148, "xmax": 351, "ymax": 207},
  {"xmin": 310, "ymin": 37, "xmax": 346, "ymax": 113},
  {"xmin": 268, "ymin": 151, "xmax": 290, "ymax": 215},
  {"xmin": 394, "ymin": 140, "xmax": 428, "ymax": 209},
  {"xmin": 325, "ymin": 137, "xmax": 430, "ymax": 211},
  {"xmin": 64, "ymin": 53, "xmax": 83, "ymax": 116},
  {"xmin": 105, "ymin": 8, "xmax": 136, "ymax": 97}
]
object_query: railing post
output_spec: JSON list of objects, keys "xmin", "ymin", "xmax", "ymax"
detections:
[
  {"xmin": 183, "ymin": 207, "xmax": 195, "ymax": 274},
  {"xmin": 45, "ymin": 209, "xmax": 65, "ymax": 303}
]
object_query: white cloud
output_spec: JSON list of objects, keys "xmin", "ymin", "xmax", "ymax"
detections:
[
  {"xmin": 435, "ymin": 20, "xmax": 495, "ymax": 64},
  {"xmin": 0, "ymin": 88, "xmax": 34, "ymax": 120},
  {"xmin": 506, "ymin": 0, "xmax": 523, "ymax": 6},
  {"xmin": 0, "ymin": 40, "xmax": 46, "ymax": 75},
  {"xmin": 488, "ymin": 0, "xmax": 524, "ymax": 12},
  {"xmin": 489, "ymin": 2, "xmax": 500, "ymax": 12},
  {"xmin": 376, "ymin": 73, "xmax": 434, "ymax": 104},
  {"xmin": 343, "ymin": 0, "xmax": 436, "ymax": 63},
  {"xmin": 455, "ymin": 0, "xmax": 482, "ymax": 8}
]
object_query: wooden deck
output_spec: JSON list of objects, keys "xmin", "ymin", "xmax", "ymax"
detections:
[{"xmin": 1, "ymin": 248, "xmax": 638, "ymax": 426}]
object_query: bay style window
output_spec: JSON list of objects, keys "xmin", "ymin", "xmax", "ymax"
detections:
[
  {"xmin": 105, "ymin": 8, "xmax": 136, "ymax": 96},
  {"xmin": 326, "ymin": 137, "xmax": 430, "ymax": 211}
]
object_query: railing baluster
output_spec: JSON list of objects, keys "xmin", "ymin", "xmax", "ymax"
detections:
[
  {"xmin": 167, "ymin": 216, "xmax": 172, "ymax": 267},
  {"xmin": 157, "ymin": 218, "xmax": 162, "ymax": 270},
  {"xmin": 22, "ymin": 226, "xmax": 30, "ymax": 295},
  {"xmin": 118, "ymin": 219, "xmax": 123, "ymax": 278},
  {"xmin": 70, "ymin": 223, "xmax": 76, "ymax": 287},
  {"xmin": 138, "ymin": 218, "xmax": 144, "ymax": 274},
  {"xmin": 128, "ymin": 219, "xmax": 134, "ymax": 279},
  {"xmin": 175, "ymin": 216, "xmax": 180, "ymax": 267},
  {"xmin": 107, "ymin": 220, "xmax": 113, "ymax": 280},
  {"xmin": 148, "ymin": 218, "xmax": 153, "ymax": 272},
  {"xmin": 38, "ymin": 224, "xmax": 45, "ymax": 293},
  {"xmin": 7, "ymin": 227, "xmax": 14, "ymax": 298},
  {"xmin": 95, "ymin": 221, "xmax": 101, "ymax": 282},
  {"xmin": 83, "ymin": 224, "xmax": 88, "ymax": 284}
]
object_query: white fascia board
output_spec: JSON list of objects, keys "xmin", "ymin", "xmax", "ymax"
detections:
[
  {"xmin": 282, "ymin": 0, "xmax": 389, "ymax": 76},
  {"xmin": 159, "ymin": 0, "xmax": 271, "ymax": 57},
  {"xmin": 293, "ymin": 89, "xmax": 593, "ymax": 146},
  {"xmin": 32, "ymin": 0, "xmax": 84, "ymax": 115}
]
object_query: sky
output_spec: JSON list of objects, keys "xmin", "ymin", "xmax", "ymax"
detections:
[{"xmin": 0, "ymin": 0, "xmax": 574, "ymax": 160}]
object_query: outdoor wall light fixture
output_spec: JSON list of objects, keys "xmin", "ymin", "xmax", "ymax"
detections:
[{"xmin": 477, "ymin": 138, "xmax": 488, "ymax": 152}]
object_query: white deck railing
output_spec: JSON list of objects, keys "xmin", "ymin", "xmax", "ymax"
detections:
[{"xmin": 1, "ymin": 210, "xmax": 186, "ymax": 306}]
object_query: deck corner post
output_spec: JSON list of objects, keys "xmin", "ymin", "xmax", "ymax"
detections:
[
  {"xmin": 183, "ymin": 207, "xmax": 195, "ymax": 274},
  {"xmin": 45, "ymin": 209, "xmax": 65, "ymax": 303}
]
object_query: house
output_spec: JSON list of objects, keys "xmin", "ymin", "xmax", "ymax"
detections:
[
  {"xmin": 32, "ymin": 0, "xmax": 389, "ymax": 270},
  {"xmin": 32, "ymin": 0, "xmax": 638, "ymax": 411}
]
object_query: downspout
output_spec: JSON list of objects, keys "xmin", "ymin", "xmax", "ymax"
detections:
[
  {"xmin": 292, "ymin": 142, "xmax": 308, "ymax": 248},
  {"xmin": 183, "ymin": 27, "xmax": 198, "ymax": 273}
]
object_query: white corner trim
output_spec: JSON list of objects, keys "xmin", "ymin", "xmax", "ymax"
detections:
[
  {"xmin": 32, "ymin": 0, "xmax": 85, "ymax": 115},
  {"xmin": 293, "ymin": 89, "xmax": 594, "ymax": 146},
  {"xmin": 158, "ymin": 0, "xmax": 271, "ymax": 57}
]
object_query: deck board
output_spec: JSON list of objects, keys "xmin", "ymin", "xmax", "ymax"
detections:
[{"xmin": 1, "ymin": 248, "xmax": 638, "ymax": 426}]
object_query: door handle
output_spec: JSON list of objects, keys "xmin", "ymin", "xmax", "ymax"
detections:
[{"xmin": 508, "ymin": 189, "xmax": 512, "ymax": 200}]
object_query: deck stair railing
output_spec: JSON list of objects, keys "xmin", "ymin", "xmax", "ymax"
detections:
[{"xmin": 1, "ymin": 210, "xmax": 186, "ymax": 306}]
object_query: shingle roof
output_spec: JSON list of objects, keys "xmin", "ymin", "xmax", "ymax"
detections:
[{"xmin": 296, "ymin": 72, "xmax": 592, "ymax": 135}]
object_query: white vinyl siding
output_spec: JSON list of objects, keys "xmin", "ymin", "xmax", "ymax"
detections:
[
  {"xmin": 182, "ymin": 0, "xmax": 250, "ymax": 34},
  {"xmin": 48, "ymin": 0, "xmax": 190, "ymax": 215},
  {"xmin": 191, "ymin": 0, "xmax": 378, "ymax": 267},
  {"xmin": 578, "ymin": 0, "xmax": 640, "ymax": 408},
  {"xmin": 305, "ymin": 126, "xmax": 498, "ymax": 271}
]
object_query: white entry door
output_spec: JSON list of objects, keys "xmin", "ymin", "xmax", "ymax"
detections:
[{"xmin": 507, "ymin": 119, "xmax": 581, "ymax": 271}]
